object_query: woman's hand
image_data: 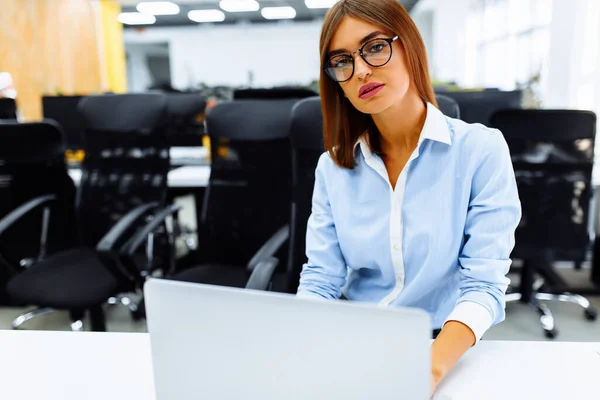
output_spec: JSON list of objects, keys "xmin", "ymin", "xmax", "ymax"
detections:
[
  {"xmin": 430, "ymin": 360, "xmax": 445, "ymax": 396},
  {"xmin": 430, "ymin": 321, "xmax": 476, "ymax": 396}
]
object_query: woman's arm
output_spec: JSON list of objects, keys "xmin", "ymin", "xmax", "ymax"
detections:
[
  {"xmin": 430, "ymin": 321, "xmax": 475, "ymax": 394},
  {"xmin": 432, "ymin": 129, "xmax": 521, "ymax": 393},
  {"xmin": 296, "ymin": 153, "xmax": 348, "ymax": 299}
]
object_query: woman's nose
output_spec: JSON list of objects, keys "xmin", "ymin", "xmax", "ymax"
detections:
[{"xmin": 354, "ymin": 56, "xmax": 372, "ymax": 81}]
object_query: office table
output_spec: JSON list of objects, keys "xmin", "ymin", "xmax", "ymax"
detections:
[
  {"xmin": 67, "ymin": 165, "xmax": 211, "ymax": 188},
  {"xmin": 0, "ymin": 330, "xmax": 598, "ymax": 400},
  {"xmin": 169, "ymin": 146, "xmax": 210, "ymax": 167}
]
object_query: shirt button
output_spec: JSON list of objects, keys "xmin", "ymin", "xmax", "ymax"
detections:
[{"xmin": 393, "ymin": 244, "xmax": 401, "ymax": 251}]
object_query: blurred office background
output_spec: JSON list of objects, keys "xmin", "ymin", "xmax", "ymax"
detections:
[{"xmin": 0, "ymin": 0, "xmax": 599, "ymax": 341}]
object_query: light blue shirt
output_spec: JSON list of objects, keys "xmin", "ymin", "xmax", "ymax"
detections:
[{"xmin": 297, "ymin": 103, "xmax": 522, "ymax": 341}]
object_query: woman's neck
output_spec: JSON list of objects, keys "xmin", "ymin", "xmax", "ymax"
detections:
[{"xmin": 371, "ymin": 91, "xmax": 427, "ymax": 156}]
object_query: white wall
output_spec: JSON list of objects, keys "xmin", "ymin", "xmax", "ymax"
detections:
[
  {"xmin": 126, "ymin": 43, "xmax": 169, "ymax": 92},
  {"xmin": 541, "ymin": 0, "xmax": 579, "ymax": 108},
  {"xmin": 545, "ymin": 0, "xmax": 600, "ymax": 109},
  {"xmin": 410, "ymin": 8, "xmax": 434, "ymax": 69},
  {"xmin": 411, "ymin": 0, "xmax": 596, "ymax": 105},
  {"xmin": 126, "ymin": 48, "xmax": 151, "ymax": 92},
  {"xmin": 123, "ymin": 21, "xmax": 323, "ymax": 89},
  {"xmin": 411, "ymin": 0, "xmax": 472, "ymax": 85}
]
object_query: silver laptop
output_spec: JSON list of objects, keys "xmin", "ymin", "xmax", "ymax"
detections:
[{"xmin": 144, "ymin": 279, "xmax": 431, "ymax": 400}]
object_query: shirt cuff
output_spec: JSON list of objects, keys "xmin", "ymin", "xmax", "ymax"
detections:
[
  {"xmin": 296, "ymin": 290, "xmax": 327, "ymax": 300},
  {"xmin": 444, "ymin": 301, "xmax": 493, "ymax": 344},
  {"xmin": 296, "ymin": 290, "xmax": 316, "ymax": 299}
]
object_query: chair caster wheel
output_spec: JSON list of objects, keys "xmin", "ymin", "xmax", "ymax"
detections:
[
  {"xmin": 131, "ymin": 308, "xmax": 145, "ymax": 321},
  {"xmin": 544, "ymin": 329, "xmax": 558, "ymax": 339},
  {"xmin": 584, "ymin": 309, "xmax": 597, "ymax": 321}
]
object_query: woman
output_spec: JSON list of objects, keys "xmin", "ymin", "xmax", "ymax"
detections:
[{"xmin": 296, "ymin": 0, "xmax": 521, "ymax": 395}]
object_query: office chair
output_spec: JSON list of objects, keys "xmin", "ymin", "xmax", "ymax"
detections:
[
  {"xmin": 233, "ymin": 86, "xmax": 317, "ymax": 100},
  {"xmin": 438, "ymin": 90, "xmax": 522, "ymax": 125},
  {"xmin": 163, "ymin": 93, "xmax": 207, "ymax": 147},
  {"xmin": 0, "ymin": 121, "xmax": 78, "ymax": 306},
  {"xmin": 0, "ymin": 98, "xmax": 18, "ymax": 120},
  {"xmin": 7, "ymin": 93, "xmax": 181, "ymax": 331},
  {"xmin": 435, "ymin": 94, "xmax": 460, "ymax": 119},
  {"xmin": 286, "ymin": 96, "xmax": 324, "ymax": 292},
  {"xmin": 489, "ymin": 109, "xmax": 598, "ymax": 338},
  {"xmin": 165, "ymin": 99, "xmax": 296, "ymax": 292},
  {"xmin": 42, "ymin": 95, "xmax": 86, "ymax": 151}
]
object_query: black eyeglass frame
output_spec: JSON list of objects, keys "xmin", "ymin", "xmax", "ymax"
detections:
[{"xmin": 324, "ymin": 36, "xmax": 400, "ymax": 83}]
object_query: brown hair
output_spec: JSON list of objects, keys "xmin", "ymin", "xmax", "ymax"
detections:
[{"xmin": 319, "ymin": 0, "xmax": 438, "ymax": 169}]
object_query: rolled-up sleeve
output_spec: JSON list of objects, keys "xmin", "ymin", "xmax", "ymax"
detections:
[
  {"xmin": 296, "ymin": 153, "xmax": 348, "ymax": 300},
  {"xmin": 445, "ymin": 129, "xmax": 522, "ymax": 343}
]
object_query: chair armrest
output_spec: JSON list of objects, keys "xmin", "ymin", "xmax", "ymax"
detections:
[
  {"xmin": 245, "ymin": 256, "xmax": 279, "ymax": 291},
  {"xmin": 247, "ymin": 224, "xmax": 289, "ymax": 272},
  {"xmin": 0, "ymin": 195, "xmax": 56, "ymax": 237},
  {"xmin": 120, "ymin": 204, "xmax": 183, "ymax": 256},
  {"xmin": 96, "ymin": 202, "xmax": 160, "ymax": 251}
]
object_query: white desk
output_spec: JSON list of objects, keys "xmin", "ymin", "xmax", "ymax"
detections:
[
  {"xmin": 67, "ymin": 165, "xmax": 211, "ymax": 188},
  {"xmin": 435, "ymin": 340, "xmax": 600, "ymax": 399},
  {"xmin": 0, "ymin": 331, "xmax": 155, "ymax": 400},
  {"xmin": 170, "ymin": 146, "xmax": 208, "ymax": 161},
  {"xmin": 0, "ymin": 330, "xmax": 598, "ymax": 400},
  {"xmin": 170, "ymin": 146, "xmax": 210, "ymax": 166}
]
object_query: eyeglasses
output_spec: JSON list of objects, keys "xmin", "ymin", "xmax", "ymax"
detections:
[{"xmin": 324, "ymin": 36, "xmax": 399, "ymax": 83}]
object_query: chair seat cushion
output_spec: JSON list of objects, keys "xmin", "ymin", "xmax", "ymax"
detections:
[
  {"xmin": 7, "ymin": 248, "xmax": 121, "ymax": 309},
  {"xmin": 171, "ymin": 264, "xmax": 249, "ymax": 288}
]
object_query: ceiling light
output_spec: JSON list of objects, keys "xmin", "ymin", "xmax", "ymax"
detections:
[
  {"xmin": 117, "ymin": 12, "xmax": 157, "ymax": 25},
  {"xmin": 188, "ymin": 9, "xmax": 226, "ymax": 22},
  {"xmin": 136, "ymin": 2, "xmax": 180, "ymax": 15},
  {"xmin": 219, "ymin": 0, "xmax": 260, "ymax": 12},
  {"xmin": 261, "ymin": 6, "xmax": 296, "ymax": 19},
  {"xmin": 305, "ymin": 0, "xmax": 338, "ymax": 8}
]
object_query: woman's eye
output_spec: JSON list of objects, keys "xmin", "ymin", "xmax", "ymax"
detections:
[
  {"xmin": 332, "ymin": 57, "xmax": 351, "ymax": 68},
  {"xmin": 368, "ymin": 43, "xmax": 385, "ymax": 53}
]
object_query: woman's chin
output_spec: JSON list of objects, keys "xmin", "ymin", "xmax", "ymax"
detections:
[{"xmin": 354, "ymin": 98, "xmax": 390, "ymax": 115}]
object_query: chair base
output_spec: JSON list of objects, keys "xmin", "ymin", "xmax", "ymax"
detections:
[
  {"xmin": 108, "ymin": 293, "xmax": 145, "ymax": 321},
  {"xmin": 107, "ymin": 294, "xmax": 139, "ymax": 313},
  {"xmin": 506, "ymin": 291, "xmax": 598, "ymax": 339},
  {"xmin": 11, "ymin": 306, "xmax": 106, "ymax": 332},
  {"xmin": 70, "ymin": 319, "xmax": 84, "ymax": 332},
  {"xmin": 12, "ymin": 307, "xmax": 56, "ymax": 330}
]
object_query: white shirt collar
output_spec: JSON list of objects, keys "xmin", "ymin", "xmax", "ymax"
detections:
[
  {"xmin": 354, "ymin": 102, "xmax": 452, "ymax": 158},
  {"xmin": 420, "ymin": 101, "xmax": 453, "ymax": 145}
]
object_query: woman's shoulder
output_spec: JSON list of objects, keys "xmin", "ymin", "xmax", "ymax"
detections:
[
  {"xmin": 315, "ymin": 151, "xmax": 334, "ymax": 172},
  {"xmin": 314, "ymin": 150, "xmax": 367, "ymax": 187},
  {"xmin": 444, "ymin": 116, "xmax": 509, "ymax": 156},
  {"xmin": 316, "ymin": 150, "xmax": 357, "ymax": 173}
]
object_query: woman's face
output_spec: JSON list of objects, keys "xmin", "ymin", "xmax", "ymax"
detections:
[{"xmin": 327, "ymin": 16, "xmax": 412, "ymax": 115}]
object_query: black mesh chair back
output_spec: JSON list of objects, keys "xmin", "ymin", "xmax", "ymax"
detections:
[
  {"xmin": 77, "ymin": 93, "xmax": 169, "ymax": 247},
  {"xmin": 287, "ymin": 97, "xmax": 324, "ymax": 292},
  {"xmin": 233, "ymin": 87, "xmax": 317, "ymax": 100},
  {"xmin": 489, "ymin": 109, "xmax": 596, "ymax": 258},
  {"xmin": 438, "ymin": 90, "xmax": 522, "ymax": 124},
  {"xmin": 163, "ymin": 93, "xmax": 206, "ymax": 146},
  {"xmin": 198, "ymin": 99, "xmax": 296, "ymax": 267},
  {"xmin": 165, "ymin": 93, "xmax": 206, "ymax": 120},
  {"xmin": 435, "ymin": 94, "xmax": 460, "ymax": 119},
  {"xmin": 0, "ymin": 121, "xmax": 77, "ymax": 303},
  {"xmin": 42, "ymin": 96, "xmax": 86, "ymax": 150},
  {"xmin": 0, "ymin": 98, "xmax": 17, "ymax": 120}
]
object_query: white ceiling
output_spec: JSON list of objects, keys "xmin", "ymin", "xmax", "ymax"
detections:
[
  {"xmin": 116, "ymin": 0, "xmax": 214, "ymax": 5},
  {"xmin": 116, "ymin": 0, "xmax": 420, "ymax": 27}
]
